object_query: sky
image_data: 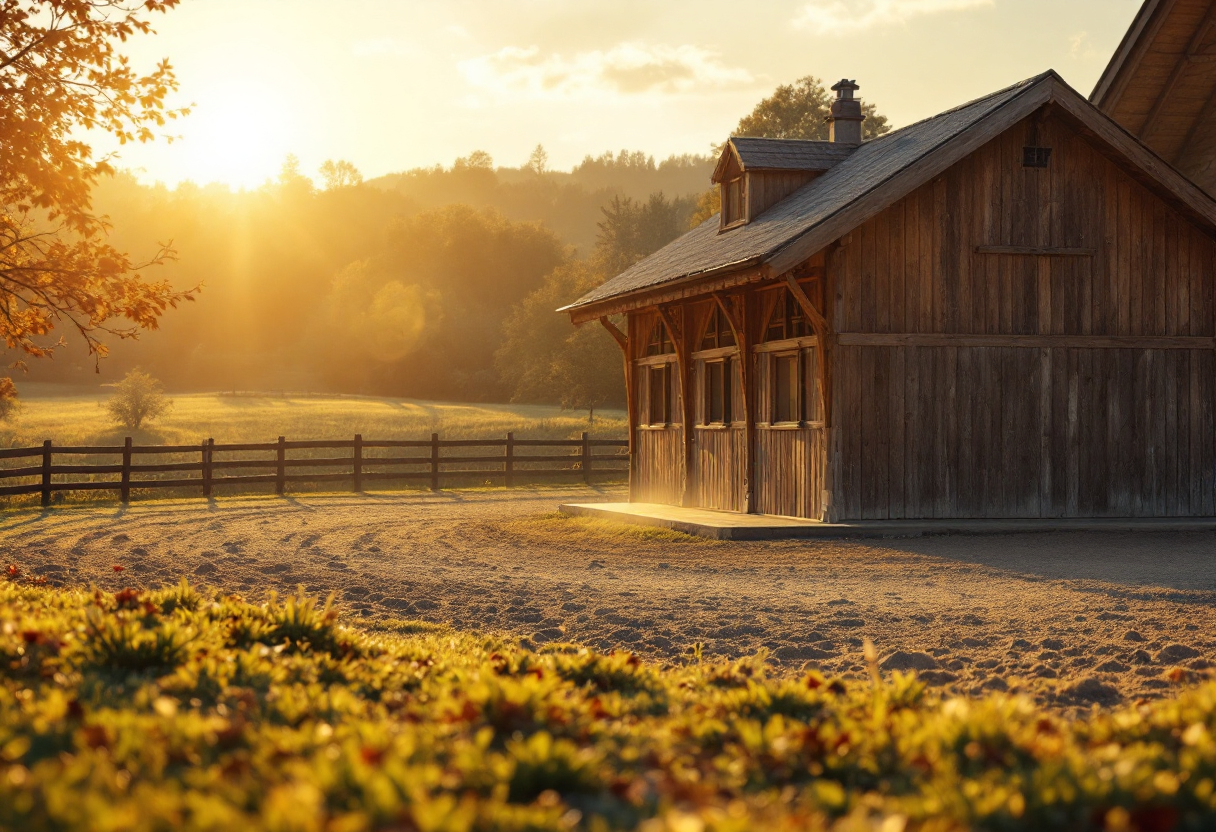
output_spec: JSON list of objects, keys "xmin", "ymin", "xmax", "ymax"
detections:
[{"xmin": 111, "ymin": 0, "xmax": 1146, "ymax": 189}]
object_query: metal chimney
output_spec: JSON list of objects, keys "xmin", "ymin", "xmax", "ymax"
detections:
[{"xmin": 829, "ymin": 79, "xmax": 863, "ymax": 145}]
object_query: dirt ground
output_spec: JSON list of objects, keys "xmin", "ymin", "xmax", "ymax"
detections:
[{"xmin": 2, "ymin": 486, "xmax": 1214, "ymax": 708}]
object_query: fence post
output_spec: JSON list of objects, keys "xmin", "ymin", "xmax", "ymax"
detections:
[
  {"xmin": 121, "ymin": 437, "xmax": 132, "ymax": 504},
  {"xmin": 353, "ymin": 434, "xmax": 363, "ymax": 493},
  {"xmin": 582, "ymin": 431, "xmax": 591, "ymax": 485},
  {"xmin": 40, "ymin": 440, "xmax": 51, "ymax": 508},
  {"xmin": 202, "ymin": 438, "xmax": 214, "ymax": 499},
  {"xmin": 276, "ymin": 436, "xmax": 286, "ymax": 495},
  {"xmin": 505, "ymin": 432, "xmax": 514, "ymax": 488},
  {"xmin": 430, "ymin": 432, "xmax": 440, "ymax": 491}
]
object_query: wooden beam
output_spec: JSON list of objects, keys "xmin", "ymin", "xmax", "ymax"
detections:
[
  {"xmin": 655, "ymin": 304, "xmax": 696, "ymax": 507},
  {"xmin": 711, "ymin": 291, "xmax": 755, "ymax": 514},
  {"xmin": 566, "ymin": 263, "xmax": 770, "ymax": 324},
  {"xmin": 598, "ymin": 317, "xmax": 635, "ymax": 462},
  {"xmin": 599, "ymin": 316, "xmax": 627, "ymax": 350},
  {"xmin": 784, "ymin": 274, "xmax": 834, "ymax": 429},
  {"xmin": 836, "ymin": 333, "xmax": 1216, "ymax": 350},
  {"xmin": 975, "ymin": 246, "xmax": 1097, "ymax": 257}
]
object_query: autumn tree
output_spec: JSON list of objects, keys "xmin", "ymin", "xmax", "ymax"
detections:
[
  {"xmin": 0, "ymin": 0, "xmax": 194, "ymax": 384},
  {"xmin": 735, "ymin": 75, "xmax": 891, "ymax": 141},
  {"xmin": 319, "ymin": 159, "xmax": 363, "ymax": 190}
]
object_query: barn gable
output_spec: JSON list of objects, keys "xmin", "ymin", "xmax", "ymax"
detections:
[{"xmin": 562, "ymin": 71, "xmax": 1216, "ymax": 323}]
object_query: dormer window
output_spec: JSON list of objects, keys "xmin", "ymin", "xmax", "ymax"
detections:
[
  {"xmin": 722, "ymin": 176, "xmax": 745, "ymax": 229},
  {"xmin": 711, "ymin": 136, "xmax": 859, "ymax": 233}
]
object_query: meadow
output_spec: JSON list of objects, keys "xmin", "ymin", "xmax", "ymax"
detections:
[
  {"xmin": 2, "ymin": 577, "xmax": 1215, "ymax": 831},
  {"xmin": 0, "ymin": 385, "xmax": 627, "ymax": 448}
]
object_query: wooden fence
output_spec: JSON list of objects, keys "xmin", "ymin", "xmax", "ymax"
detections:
[{"xmin": 0, "ymin": 433, "xmax": 629, "ymax": 506}]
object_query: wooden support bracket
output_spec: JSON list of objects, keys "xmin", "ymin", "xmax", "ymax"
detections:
[
  {"xmin": 599, "ymin": 316, "xmax": 636, "ymax": 462},
  {"xmin": 783, "ymin": 274, "xmax": 834, "ymax": 428}
]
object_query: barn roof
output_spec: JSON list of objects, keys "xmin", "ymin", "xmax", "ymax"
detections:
[
  {"xmin": 561, "ymin": 70, "xmax": 1216, "ymax": 322},
  {"xmin": 711, "ymin": 138, "xmax": 856, "ymax": 183},
  {"xmin": 1090, "ymin": 0, "xmax": 1216, "ymax": 166}
]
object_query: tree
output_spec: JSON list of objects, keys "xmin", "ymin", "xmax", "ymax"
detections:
[
  {"xmin": 453, "ymin": 150, "xmax": 494, "ymax": 171},
  {"xmin": 595, "ymin": 192, "xmax": 697, "ymax": 276},
  {"xmin": 106, "ymin": 368, "xmax": 171, "ymax": 430},
  {"xmin": 319, "ymin": 159, "xmax": 363, "ymax": 190},
  {"xmin": 525, "ymin": 144, "xmax": 549, "ymax": 175},
  {"xmin": 0, "ymin": 377, "xmax": 18, "ymax": 422},
  {"xmin": 0, "ymin": 1, "xmax": 194, "ymax": 372},
  {"xmin": 735, "ymin": 75, "xmax": 891, "ymax": 142},
  {"xmin": 495, "ymin": 260, "xmax": 622, "ymax": 419},
  {"xmin": 277, "ymin": 153, "xmax": 313, "ymax": 194}
]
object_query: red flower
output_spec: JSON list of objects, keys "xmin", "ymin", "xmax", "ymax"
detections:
[
  {"xmin": 6, "ymin": 564, "xmax": 18, "ymax": 577},
  {"xmin": 112, "ymin": 565, "xmax": 124, "ymax": 573}
]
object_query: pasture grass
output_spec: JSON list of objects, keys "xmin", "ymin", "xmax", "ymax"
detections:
[
  {"xmin": 3, "ymin": 578, "xmax": 1216, "ymax": 830},
  {"xmin": 0, "ymin": 385, "xmax": 627, "ymax": 447}
]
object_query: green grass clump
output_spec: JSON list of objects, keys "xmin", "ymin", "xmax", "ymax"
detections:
[{"xmin": 2, "ymin": 581, "xmax": 1216, "ymax": 831}]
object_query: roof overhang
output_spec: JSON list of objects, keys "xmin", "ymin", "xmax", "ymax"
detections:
[{"xmin": 1091, "ymin": 0, "xmax": 1169, "ymax": 109}]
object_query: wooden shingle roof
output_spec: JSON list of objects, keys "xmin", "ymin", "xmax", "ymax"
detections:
[{"xmin": 561, "ymin": 70, "xmax": 1216, "ymax": 322}]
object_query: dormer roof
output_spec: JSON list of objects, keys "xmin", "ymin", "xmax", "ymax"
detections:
[{"xmin": 712, "ymin": 137, "xmax": 857, "ymax": 183}]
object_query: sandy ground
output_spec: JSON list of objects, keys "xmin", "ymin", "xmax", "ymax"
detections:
[{"xmin": 2, "ymin": 487, "xmax": 1214, "ymax": 707}]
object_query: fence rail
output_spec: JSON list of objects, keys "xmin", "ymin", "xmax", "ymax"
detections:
[{"xmin": 0, "ymin": 433, "xmax": 629, "ymax": 506}]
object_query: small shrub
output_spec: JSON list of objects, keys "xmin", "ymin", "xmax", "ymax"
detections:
[
  {"xmin": 0, "ymin": 377, "xmax": 18, "ymax": 422},
  {"xmin": 105, "ymin": 368, "xmax": 171, "ymax": 431}
]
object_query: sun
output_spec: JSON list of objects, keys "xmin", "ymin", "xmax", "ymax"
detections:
[{"xmin": 174, "ymin": 83, "xmax": 302, "ymax": 189}]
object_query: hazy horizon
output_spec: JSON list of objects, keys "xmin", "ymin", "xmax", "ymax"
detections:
[{"xmin": 106, "ymin": 0, "xmax": 1142, "ymax": 189}]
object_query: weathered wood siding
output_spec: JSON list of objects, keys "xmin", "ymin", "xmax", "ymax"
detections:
[
  {"xmin": 831, "ymin": 111, "xmax": 1216, "ymax": 519},
  {"xmin": 754, "ymin": 428, "xmax": 827, "ymax": 518},
  {"xmin": 748, "ymin": 171, "xmax": 819, "ymax": 221},
  {"xmin": 752, "ymin": 347, "xmax": 827, "ymax": 519},
  {"xmin": 634, "ymin": 427, "xmax": 684, "ymax": 505},
  {"xmin": 693, "ymin": 428, "xmax": 747, "ymax": 511}
]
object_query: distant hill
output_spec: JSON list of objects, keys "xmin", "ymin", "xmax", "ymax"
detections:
[{"xmin": 368, "ymin": 150, "xmax": 713, "ymax": 253}]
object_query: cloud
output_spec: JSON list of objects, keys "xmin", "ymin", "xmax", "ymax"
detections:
[
  {"xmin": 1069, "ymin": 31, "xmax": 1098, "ymax": 60},
  {"xmin": 793, "ymin": 0, "xmax": 993, "ymax": 33},
  {"xmin": 459, "ymin": 43, "xmax": 755, "ymax": 99}
]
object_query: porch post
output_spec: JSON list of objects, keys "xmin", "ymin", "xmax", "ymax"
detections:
[
  {"xmin": 711, "ymin": 291, "xmax": 755, "ymax": 514},
  {"xmin": 655, "ymin": 305, "xmax": 696, "ymax": 507},
  {"xmin": 599, "ymin": 316, "xmax": 635, "ymax": 501}
]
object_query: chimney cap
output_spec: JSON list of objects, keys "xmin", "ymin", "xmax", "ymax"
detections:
[{"xmin": 832, "ymin": 79, "xmax": 860, "ymax": 99}]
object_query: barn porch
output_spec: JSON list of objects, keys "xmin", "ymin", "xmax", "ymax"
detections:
[{"xmin": 558, "ymin": 501, "xmax": 1216, "ymax": 540}]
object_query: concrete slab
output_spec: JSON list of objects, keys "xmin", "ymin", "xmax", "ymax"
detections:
[{"xmin": 558, "ymin": 502, "xmax": 1216, "ymax": 540}]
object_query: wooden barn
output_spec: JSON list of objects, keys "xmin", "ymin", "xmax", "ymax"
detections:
[{"xmin": 560, "ymin": 70, "xmax": 1216, "ymax": 521}]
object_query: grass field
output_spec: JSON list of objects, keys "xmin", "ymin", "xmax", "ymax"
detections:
[
  {"xmin": 3, "ymin": 578, "xmax": 1216, "ymax": 831},
  {"xmin": 0, "ymin": 384, "xmax": 627, "ymax": 447}
]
